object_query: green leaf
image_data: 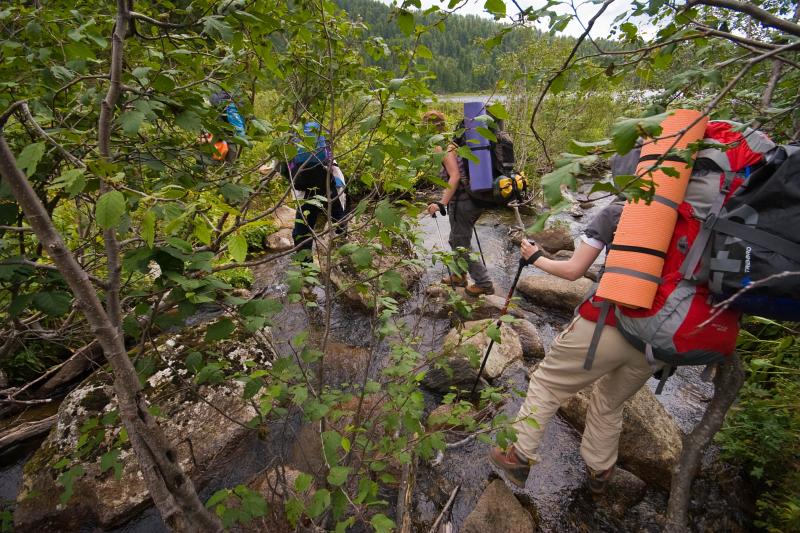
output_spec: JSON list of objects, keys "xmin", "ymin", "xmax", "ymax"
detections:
[
  {"xmin": 185, "ymin": 351, "xmax": 203, "ymax": 373},
  {"xmin": 120, "ymin": 110, "xmax": 145, "ymax": 136},
  {"xmin": 351, "ymin": 246, "xmax": 372, "ymax": 268},
  {"xmin": 202, "ymin": 15, "xmax": 233, "ymax": 41},
  {"xmin": 308, "ymin": 489, "xmax": 331, "ymax": 518},
  {"xmin": 327, "ymin": 466, "xmax": 351, "ymax": 486},
  {"xmin": 550, "ymin": 71, "xmax": 567, "ymax": 95},
  {"xmin": 540, "ymin": 161, "xmax": 580, "ymax": 206},
  {"xmin": 100, "ymin": 448, "xmax": 122, "ymax": 479},
  {"xmin": 57, "ymin": 465, "xmax": 85, "ymax": 504},
  {"xmin": 486, "ymin": 102, "xmax": 509, "ymax": 120},
  {"xmin": 176, "ymin": 110, "xmax": 202, "ymax": 132},
  {"xmin": 243, "ymin": 377, "xmax": 264, "ymax": 399},
  {"xmin": 475, "ymin": 126, "xmax": 497, "ymax": 143},
  {"xmin": 228, "ymin": 234, "xmax": 248, "ymax": 263},
  {"xmin": 95, "ymin": 191, "xmax": 126, "ymax": 230},
  {"xmin": 295, "ymin": 472, "xmax": 313, "ymax": 492},
  {"xmin": 484, "ymin": 0, "xmax": 506, "ymax": 16},
  {"xmin": 397, "ymin": 10, "xmax": 414, "ymax": 36},
  {"xmin": 52, "ymin": 168, "xmax": 87, "ymax": 198},
  {"xmin": 142, "ymin": 210, "xmax": 155, "ymax": 248},
  {"xmin": 370, "ymin": 514, "xmax": 396, "ymax": 533},
  {"xmin": 456, "ymin": 145, "xmax": 479, "ymax": 164},
  {"xmin": 486, "ymin": 323, "xmax": 501, "ymax": 344},
  {"xmin": 33, "ymin": 291, "xmax": 72, "ymax": 316},
  {"xmin": 416, "ymin": 44, "xmax": 432, "ymax": 59},
  {"xmin": 16, "ymin": 142, "xmax": 46, "ymax": 177},
  {"xmin": 205, "ymin": 318, "xmax": 235, "ymax": 341},
  {"xmin": 375, "ymin": 201, "xmax": 400, "ymax": 227}
]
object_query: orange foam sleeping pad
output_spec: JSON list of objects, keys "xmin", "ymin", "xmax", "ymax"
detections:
[{"xmin": 595, "ymin": 109, "xmax": 709, "ymax": 309}]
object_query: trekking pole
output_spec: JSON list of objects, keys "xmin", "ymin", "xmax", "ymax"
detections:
[
  {"xmin": 473, "ymin": 227, "xmax": 487, "ymax": 267},
  {"xmin": 432, "ymin": 204, "xmax": 456, "ymax": 291},
  {"xmin": 468, "ymin": 244, "xmax": 535, "ymax": 396}
]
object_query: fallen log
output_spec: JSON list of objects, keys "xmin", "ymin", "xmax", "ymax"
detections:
[{"xmin": 0, "ymin": 414, "xmax": 56, "ymax": 453}]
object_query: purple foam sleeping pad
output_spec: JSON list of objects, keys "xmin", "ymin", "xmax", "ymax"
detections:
[{"xmin": 464, "ymin": 101, "xmax": 493, "ymax": 191}]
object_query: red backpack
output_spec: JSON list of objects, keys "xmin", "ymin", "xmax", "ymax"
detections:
[{"xmin": 581, "ymin": 121, "xmax": 775, "ymax": 391}]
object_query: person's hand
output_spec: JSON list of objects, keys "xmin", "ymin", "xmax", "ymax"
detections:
[
  {"xmin": 520, "ymin": 239, "xmax": 540, "ymax": 261},
  {"xmin": 427, "ymin": 203, "xmax": 440, "ymax": 217}
]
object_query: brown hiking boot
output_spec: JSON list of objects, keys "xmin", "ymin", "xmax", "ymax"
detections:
[
  {"xmin": 489, "ymin": 446, "xmax": 533, "ymax": 488},
  {"xmin": 441, "ymin": 274, "xmax": 467, "ymax": 287},
  {"xmin": 466, "ymin": 283, "xmax": 494, "ymax": 296},
  {"xmin": 587, "ymin": 465, "xmax": 616, "ymax": 494}
]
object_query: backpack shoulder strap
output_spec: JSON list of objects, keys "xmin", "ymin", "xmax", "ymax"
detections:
[{"xmin": 678, "ymin": 170, "xmax": 736, "ymax": 279}]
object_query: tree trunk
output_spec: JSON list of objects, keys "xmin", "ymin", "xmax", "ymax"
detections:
[
  {"xmin": 665, "ymin": 355, "xmax": 745, "ymax": 532},
  {"xmin": 0, "ymin": 136, "xmax": 221, "ymax": 531}
]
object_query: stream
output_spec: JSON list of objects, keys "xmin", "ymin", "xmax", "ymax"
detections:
[{"xmin": 0, "ymin": 191, "xmax": 751, "ymax": 531}]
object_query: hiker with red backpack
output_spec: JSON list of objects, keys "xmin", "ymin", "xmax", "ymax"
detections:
[{"xmin": 489, "ymin": 115, "xmax": 799, "ymax": 493}]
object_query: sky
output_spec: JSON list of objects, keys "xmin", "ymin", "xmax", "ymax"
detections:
[{"xmin": 384, "ymin": 0, "xmax": 638, "ymax": 38}]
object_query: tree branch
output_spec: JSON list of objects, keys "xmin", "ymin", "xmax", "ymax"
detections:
[
  {"xmin": 665, "ymin": 354, "xmax": 744, "ymax": 531},
  {"xmin": 685, "ymin": 0, "xmax": 800, "ymax": 38}
]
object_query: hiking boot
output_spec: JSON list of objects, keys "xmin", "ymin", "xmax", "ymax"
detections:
[
  {"xmin": 587, "ymin": 465, "xmax": 616, "ymax": 495},
  {"xmin": 489, "ymin": 445, "xmax": 533, "ymax": 488},
  {"xmin": 441, "ymin": 274, "xmax": 467, "ymax": 287},
  {"xmin": 466, "ymin": 283, "xmax": 495, "ymax": 296}
]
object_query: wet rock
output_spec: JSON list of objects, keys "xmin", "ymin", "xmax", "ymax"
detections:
[
  {"xmin": 584, "ymin": 263, "xmax": 602, "ymax": 283},
  {"xmin": 426, "ymin": 403, "xmax": 478, "ymax": 432},
  {"xmin": 559, "ymin": 385, "xmax": 682, "ymax": 490},
  {"xmin": 15, "ymin": 320, "xmax": 275, "ymax": 531},
  {"xmin": 422, "ymin": 288, "xmax": 528, "ymax": 321},
  {"xmin": 598, "ymin": 467, "xmax": 647, "ymax": 516},
  {"xmin": 320, "ymin": 342, "xmax": 371, "ymax": 387},
  {"xmin": 461, "ymin": 479, "xmax": 535, "ymax": 533},
  {"xmin": 273, "ymin": 205, "xmax": 296, "ymax": 230},
  {"xmin": 445, "ymin": 320, "xmax": 522, "ymax": 380},
  {"xmin": 579, "ymin": 201, "xmax": 595, "ymax": 210},
  {"xmin": 266, "ymin": 228, "xmax": 294, "ymax": 251},
  {"xmin": 517, "ymin": 274, "xmax": 593, "ymax": 313},
  {"xmin": 423, "ymin": 319, "xmax": 522, "ymax": 393},
  {"xmin": 317, "ymin": 232, "xmax": 424, "ymax": 310},
  {"xmin": 422, "ymin": 357, "xmax": 489, "ymax": 394},
  {"xmin": 528, "ymin": 227, "xmax": 575, "ymax": 254},
  {"xmin": 511, "ymin": 319, "xmax": 545, "ymax": 360}
]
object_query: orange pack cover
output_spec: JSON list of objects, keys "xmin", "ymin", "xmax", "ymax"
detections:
[{"xmin": 596, "ymin": 109, "xmax": 709, "ymax": 309}]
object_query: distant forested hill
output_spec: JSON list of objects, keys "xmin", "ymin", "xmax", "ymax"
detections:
[{"xmin": 336, "ymin": 0, "xmax": 531, "ymax": 93}]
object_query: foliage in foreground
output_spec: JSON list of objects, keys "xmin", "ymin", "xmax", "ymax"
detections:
[{"xmin": 719, "ymin": 318, "xmax": 800, "ymax": 532}]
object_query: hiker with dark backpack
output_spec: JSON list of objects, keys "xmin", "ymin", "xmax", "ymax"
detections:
[
  {"xmin": 424, "ymin": 108, "xmax": 525, "ymax": 296},
  {"xmin": 283, "ymin": 121, "xmax": 347, "ymax": 260},
  {"xmin": 489, "ymin": 114, "xmax": 796, "ymax": 493}
]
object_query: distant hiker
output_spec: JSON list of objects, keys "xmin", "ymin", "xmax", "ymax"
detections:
[
  {"xmin": 489, "ymin": 118, "xmax": 785, "ymax": 494},
  {"xmin": 424, "ymin": 110, "xmax": 495, "ymax": 296},
  {"xmin": 282, "ymin": 121, "xmax": 347, "ymax": 260},
  {"xmin": 200, "ymin": 90, "xmax": 246, "ymax": 163}
]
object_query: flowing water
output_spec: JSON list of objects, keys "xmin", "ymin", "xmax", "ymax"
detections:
[{"xmin": 1, "ymin": 192, "xmax": 749, "ymax": 531}]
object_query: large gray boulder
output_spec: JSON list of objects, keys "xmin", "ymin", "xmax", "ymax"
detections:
[
  {"xmin": 559, "ymin": 385, "xmax": 682, "ymax": 490},
  {"xmin": 517, "ymin": 274, "xmax": 593, "ymax": 313},
  {"xmin": 461, "ymin": 479, "xmax": 535, "ymax": 533},
  {"xmin": 14, "ymin": 320, "xmax": 274, "ymax": 531}
]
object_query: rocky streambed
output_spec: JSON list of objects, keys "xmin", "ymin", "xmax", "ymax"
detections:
[{"xmin": 0, "ymin": 187, "xmax": 753, "ymax": 532}]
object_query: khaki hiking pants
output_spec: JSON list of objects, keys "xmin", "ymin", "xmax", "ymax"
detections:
[{"xmin": 512, "ymin": 316, "xmax": 655, "ymax": 473}]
